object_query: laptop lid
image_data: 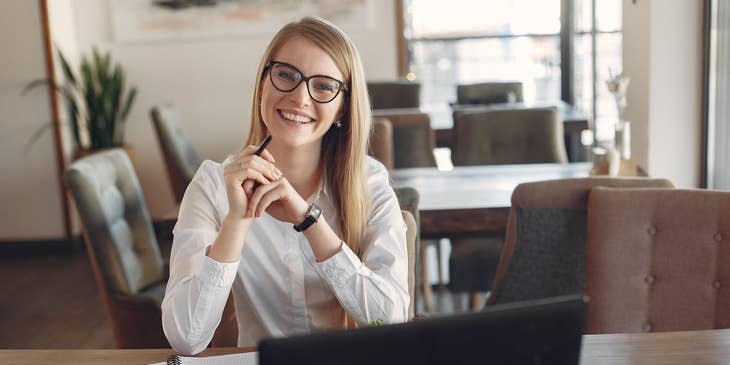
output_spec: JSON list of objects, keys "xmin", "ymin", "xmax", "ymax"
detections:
[{"xmin": 258, "ymin": 294, "xmax": 585, "ymax": 365}]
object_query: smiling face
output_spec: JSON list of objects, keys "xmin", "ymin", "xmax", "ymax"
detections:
[{"xmin": 259, "ymin": 36, "xmax": 347, "ymax": 151}]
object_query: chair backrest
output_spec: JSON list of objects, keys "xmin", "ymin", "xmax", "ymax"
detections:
[
  {"xmin": 394, "ymin": 186, "xmax": 420, "ymax": 318},
  {"xmin": 456, "ymin": 81, "xmax": 524, "ymax": 105},
  {"xmin": 488, "ymin": 177, "xmax": 674, "ymax": 306},
  {"xmin": 452, "ymin": 107, "xmax": 568, "ymax": 166},
  {"xmin": 150, "ymin": 104, "xmax": 203, "ymax": 203},
  {"xmin": 64, "ymin": 149, "xmax": 166, "ymax": 297},
  {"xmin": 372, "ymin": 111, "xmax": 436, "ymax": 168},
  {"xmin": 367, "ymin": 80, "xmax": 420, "ymax": 109},
  {"xmin": 585, "ymin": 187, "xmax": 730, "ymax": 334},
  {"xmin": 402, "ymin": 210, "xmax": 417, "ymax": 319},
  {"xmin": 368, "ymin": 117, "xmax": 394, "ymax": 170}
]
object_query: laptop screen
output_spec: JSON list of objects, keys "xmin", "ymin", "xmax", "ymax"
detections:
[{"xmin": 258, "ymin": 294, "xmax": 585, "ymax": 365}]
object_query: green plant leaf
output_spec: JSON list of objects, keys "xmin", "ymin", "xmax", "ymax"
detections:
[
  {"xmin": 121, "ymin": 86, "xmax": 137, "ymax": 121},
  {"xmin": 56, "ymin": 48, "xmax": 77, "ymax": 85}
]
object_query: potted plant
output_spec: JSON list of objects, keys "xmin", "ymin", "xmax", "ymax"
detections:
[{"xmin": 25, "ymin": 47, "xmax": 137, "ymax": 159}]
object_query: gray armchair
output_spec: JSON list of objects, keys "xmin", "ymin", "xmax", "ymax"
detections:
[
  {"xmin": 451, "ymin": 107, "xmax": 568, "ymax": 166},
  {"xmin": 64, "ymin": 149, "xmax": 169, "ymax": 348},
  {"xmin": 151, "ymin": 104, "xmax": 203, "ymax": 204}
]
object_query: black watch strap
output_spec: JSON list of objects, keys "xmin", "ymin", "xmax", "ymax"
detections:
[{"xmin": 293, "ymin": 203, "xmax": 322, "ymax": 232}]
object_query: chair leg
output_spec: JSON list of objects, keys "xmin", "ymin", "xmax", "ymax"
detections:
[
  {"xmin": 435, "ymin": 239, "xmax": 444, "ymax": 287},
  {"xmin": 420, "ymin": 242, "xmax": 433, "ymax": 313},
  {"xmin": 469, "ymin": 292, "xmax": 482, "ymax": 311}
]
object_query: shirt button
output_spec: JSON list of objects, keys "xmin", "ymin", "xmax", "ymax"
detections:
[
  {"xmin": 647, "ymin": 226, "xmax": 657, "ymax": 235},
  {"xmin": 713, "ymin": 281, "xmax": 721, "ymax": 289},
  {"xmin": 715, "ymin": 233, "xmax": 723, "ymax": 242},
  {"xmin": 642, "ymin": 322, "xmax": 652, "ymax": 332}
]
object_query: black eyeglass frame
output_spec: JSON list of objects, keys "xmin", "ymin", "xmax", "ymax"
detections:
[{"xmin": 264, "ymin": 60, "xmax": 349, "ymax": 104}]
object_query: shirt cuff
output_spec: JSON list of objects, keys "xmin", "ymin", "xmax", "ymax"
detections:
[
  {"xmin": 317, "ymin": 244, "xmax": 361, "ymax": 288},
  {"xmin": 197, "ymin": 255, "xmax": 239, "ymax": 288}
]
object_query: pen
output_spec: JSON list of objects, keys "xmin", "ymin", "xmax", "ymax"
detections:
[
  {"xmin": 255, "ymin": 135, "xmax": 272, "ymax": 156},
  {"xmin": 252, "ymin": 135, "xmax": 272, "ymax": 191}
]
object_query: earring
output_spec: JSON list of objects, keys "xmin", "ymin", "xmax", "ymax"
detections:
[{"xmin": 334, "ymin": 120, "xmax": 342, "ymax": 129}]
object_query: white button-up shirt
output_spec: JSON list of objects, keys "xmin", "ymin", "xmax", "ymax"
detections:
[{"xmin": 161, "ymin": 156, "xmax": 409, "ymax": 354}]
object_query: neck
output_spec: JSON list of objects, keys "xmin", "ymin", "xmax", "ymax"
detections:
[{"xmin": 268, "ymin": 141, "xmax": 323, "ymax": 199}]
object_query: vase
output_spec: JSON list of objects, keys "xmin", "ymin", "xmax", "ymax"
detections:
[{"xmin": 614, "ymin": 121, "xmax": 631, "ymax": 160}]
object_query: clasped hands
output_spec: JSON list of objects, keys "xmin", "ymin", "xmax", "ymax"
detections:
[{"xmin": 223, "ymin": 144, "xmax": 309, "ymax": 225}]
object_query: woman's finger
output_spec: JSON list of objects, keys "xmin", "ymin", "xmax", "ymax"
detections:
[
  {"xmin": 242, "ymin": 179, "xmax": 255, "ymax": 199},
  {"xmin": 254, "ymin": 185, "xmax": 284, "ymax": 218},
  {"xmin": 260, "ymin": 149, "xmax": 276, "ymax": 164},
  {"xmin": 247, "ymin": 179, "xmax": 281, "ymax": 218}
]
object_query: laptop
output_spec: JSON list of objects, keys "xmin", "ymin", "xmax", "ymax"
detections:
[{"xmin": 258, "ymin": 294, "xmax": 586, "ymax": 365}]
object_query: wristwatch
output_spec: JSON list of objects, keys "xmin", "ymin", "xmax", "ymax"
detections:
[{"xmin": 293, "ymin": 203, "xmax": 322, "ymax": 232}]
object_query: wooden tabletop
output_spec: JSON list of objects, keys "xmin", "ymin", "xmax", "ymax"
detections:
[
  {"xmin": 390, "ymin": 163, "xmax": 592, "ymax": 238},
  {"xmin": 3, "ymin": 329, "xmax": 730, "ymax": 365}
]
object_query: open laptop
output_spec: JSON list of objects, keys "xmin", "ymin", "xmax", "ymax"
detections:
[{"xmin": 258, "ymin": 294, "xmax": 586, "ymax": 365}]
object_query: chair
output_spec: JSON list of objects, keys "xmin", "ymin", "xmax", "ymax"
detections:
[
  {"xmin": 402, "ymin": 210, "xmax": 418, "ymax": 319},
  {"xmin": 585, "ymin": 187, "xmax": 730, "ymax": 334},
  {"xmin": 64, "ymin": 149, "xmax": 169, "ymax": 348},
  {"xmin": 372, "ymin": 111, "xmax": 437, "ymax": 168},
  {"xmin": 487, "ymin": 177, "xmax": 674, "ymax": 308},
  {"xmin": 368, "ymin": 117, "xmax": 394, "ymax": 170},
  {"xmin": 394, "ymin": 186, "xmax": 420, "ymax": 317},
  {"xmin": 456, "ymin": 81, "xmax": 524, "ymax": 105},
  {"xmin": 64, "ymin": 148, "xmax": 236, "ymax": 348},
  {"xmin": 367, "ymin": 80, "xmax": 420, "ymax": 110},
  {"xmin": 150, "ymin": 104, "xmax": 203, "ymax": 204},
  {"xmin": 451, "ymin": 107, "xmax": 568, "ymax": 166}
]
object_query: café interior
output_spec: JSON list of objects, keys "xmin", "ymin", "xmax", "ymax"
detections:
[{"xmin": 2, "ymin": 0, "xmax": 729, "ymax": 363}]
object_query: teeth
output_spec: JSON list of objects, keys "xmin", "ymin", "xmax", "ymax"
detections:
[{"xmin": 281, "ymin": 111, "xmax": 312, "ymax": 124}]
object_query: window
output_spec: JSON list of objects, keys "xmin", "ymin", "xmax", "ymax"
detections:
[{"xmin": 402, "ymin": 0, "xmax": 622, "ymax": 140}]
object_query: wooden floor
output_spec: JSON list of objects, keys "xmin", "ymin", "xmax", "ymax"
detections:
[{"xmin": 0, "ymin": 236, "xmax": 478, "ymax": 349}]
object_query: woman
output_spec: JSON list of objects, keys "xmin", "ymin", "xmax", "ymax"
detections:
[{"xmin": 161, "ymin": 17, "xmax": 409, "ymax": 354}]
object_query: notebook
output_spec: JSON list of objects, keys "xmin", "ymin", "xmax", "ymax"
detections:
[
  {"xmin": 148, "ymin": 352, "xmax": 258, "ymax": 365},
  {"xmin": 258, "ymin": 294, "xmax": 586, "ymax": 365}
]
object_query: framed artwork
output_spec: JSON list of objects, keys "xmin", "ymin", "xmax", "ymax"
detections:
[{"xmin": 109, "ymin": 0, "xmax": 375, "ymax": 43}]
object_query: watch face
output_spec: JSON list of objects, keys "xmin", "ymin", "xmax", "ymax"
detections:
[{"xmin": 310, "ymin": 203, "xmax": 322, "ymax": 218}]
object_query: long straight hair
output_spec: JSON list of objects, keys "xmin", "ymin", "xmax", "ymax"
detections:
[{"xmin": 246, "ymin": 17, "xmax": 371, "ymax": 257}]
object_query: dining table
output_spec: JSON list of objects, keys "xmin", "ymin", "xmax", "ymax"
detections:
[
  {"xmin": 3, "ymin": 328, "xmax": 730, "ymax": 364},
  {"xmin": 390, "ymin": 162, "xmax": 593, "ymax": 239}
]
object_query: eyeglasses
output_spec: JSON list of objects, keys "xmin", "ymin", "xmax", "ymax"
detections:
[{"xmin": 265, "ymin": 60, "xmax": 348, "ymax": 104}]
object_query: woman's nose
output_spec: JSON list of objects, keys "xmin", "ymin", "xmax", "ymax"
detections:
[{"xmin": 288, "ymin": 81, "xmax": 312, "ymax": 106}]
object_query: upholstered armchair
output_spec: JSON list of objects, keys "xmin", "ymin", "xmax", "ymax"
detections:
[
  {"xmin": 456, "ymin": 81, "xmax": 524, "ymax": 105},
  {"xmin": 64, "ymin": 149, "xmax": 169, "ymax": 348},
  {"xmin": 451, "ymin": 107, "xmax": 568, "ymax": 166},
  {"xmin": 150, "ymin": 104, "xmax": 203, "ymax": 204},
  {"xmin": 369, "ymin": 117, "xmax": 394, "ymax": 170},
  {"xmin": 585, "ymin": 187, "xmax": 730, "ymax": 333},
  {"xmin": 367, "ymin": 80, "xmax": 421, "ymax": 110},
  {"xmin": 370, "ymin": 111, "xmax": 436, "ymax": 169},
  {"xmin": 394, "ymin": 186, "xmax": 421, "ymax": 317},
  {"xmin": 487, "ymin": 177, "xmax": 674, "ymax": 308}
]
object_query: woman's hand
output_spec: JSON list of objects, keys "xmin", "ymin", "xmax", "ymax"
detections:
[
  {"xmin": 222, "ymin": 145, "xmax": 282, "ymax": 221},
  {"xmin": 246, "ymin": 177, "xmax": 310, "ymax": 225}
]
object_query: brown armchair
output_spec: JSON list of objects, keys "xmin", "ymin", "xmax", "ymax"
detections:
[
  {"xmin": 585, "ymin": 187, "xmax": 730, "ymax": 333},
  {"xmin": 150, "ymin": 104, "xmax": 203, "ymax": 204},
  {"xmin": 487, "ymin": 177, "xmax": 674, "ymax": 308},
  {"xmin": 368, "ymin": 117, "xmax": 394, "ymax": 170}
]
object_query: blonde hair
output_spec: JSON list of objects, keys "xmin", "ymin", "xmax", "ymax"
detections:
[{"xmin": 246, "ymin": 17, "xmax": 371, "ymax": 257}]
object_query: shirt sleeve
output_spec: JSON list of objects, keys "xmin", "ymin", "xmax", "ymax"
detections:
[
  {"xmin": 161, "ymin": 160, "xmax": 238, "ymax": 355},
  {"xmin": 315, "ymin": 159, "xmax": 410, "ymax": 326}
]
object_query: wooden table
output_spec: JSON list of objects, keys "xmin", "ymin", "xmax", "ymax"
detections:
[
  {"xmin": 4, "ymin": 329, "xmax": 730, "ymax": 364},
  {"xmin": 390, "ymin": 162, "xmax": 592, "ymax": 239}
]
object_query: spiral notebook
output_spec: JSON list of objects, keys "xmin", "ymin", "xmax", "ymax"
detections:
[{"xmin": 148, "ymin": 352, "xmax": 258, "ymax": 365}]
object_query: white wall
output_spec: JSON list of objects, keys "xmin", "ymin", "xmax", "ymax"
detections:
[
  {"xmin": 623, "ymin": 0, "xmax": 703, "ymax": 188},
  {"xmin": 0, "ymin": 0, "xmax": 66, "ymax": 239},
  {"xmin": 63, "ymin": 1, "xmax": 399, "ymax": 220}
]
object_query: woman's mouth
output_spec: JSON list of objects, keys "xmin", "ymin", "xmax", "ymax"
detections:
[{"xmin": 279, "ymin": 110, "xmax": 314, "ymax": 125}]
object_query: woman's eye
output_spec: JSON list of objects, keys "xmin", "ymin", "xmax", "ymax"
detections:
[
  {"xmin": 315, "ymin": 82, "xmax": 336, "ymax": 91},
  {"xmin": 278, "ymin": 71, "xmax": 296, "ymax": 81}
]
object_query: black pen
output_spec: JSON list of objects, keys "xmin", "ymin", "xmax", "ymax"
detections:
[
  {"xmin": 252, "ymin": 135, "xmax": 272, "ymax": 191},
  {"xmin": 255, "ymin": 135, "xmax": 272, "ymax": 156}
]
